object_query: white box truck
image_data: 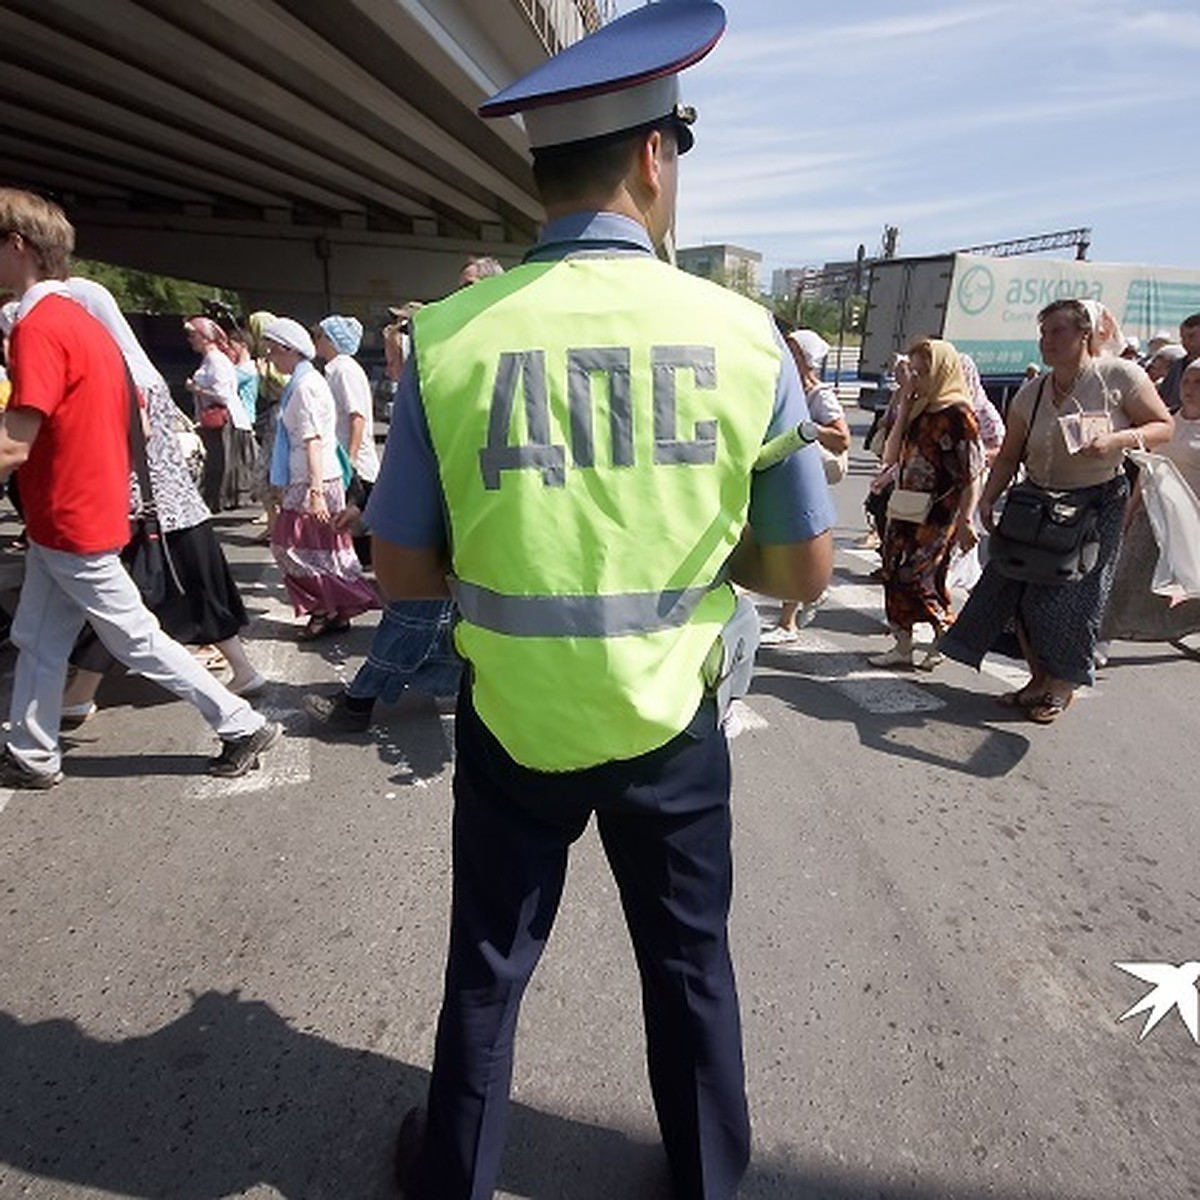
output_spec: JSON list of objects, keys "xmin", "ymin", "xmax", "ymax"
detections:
[{"xmin": 860, "ymin": 252, "xmax": 1200, "ymax": 398}]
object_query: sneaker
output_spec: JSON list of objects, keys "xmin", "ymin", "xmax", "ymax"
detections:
[
  {"xmin": 304, "ymin": 693, "xmax": 373, "ymax": 733},
  {"xmin": 207, "ymin": 719, "xmax": 282, "ymax": 778},
  {"xmin": 868, "ymin": 645, "xmax": 914, "ymax": 669},
  {"xmin": 915, "ymin": 650, "xmax": 945, "ymax": 672},
  {"xmin": 794, "ymin": 591, "xmax": 828, "ymax": 629},
  {"xmin": 759, "ymin": 625, "xmax": 799, "ymax": 646},
  {"xmin": 0, "ymin": 746, "xmax": 63, "ymax": 790}
]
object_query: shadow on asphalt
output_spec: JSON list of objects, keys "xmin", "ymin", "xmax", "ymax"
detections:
[
  {"xmin": 752, "ymin": 670, "xmax": 1030, "ymax": 780},
  {"xmin": 0, "ymin": 990, "xmax": 1063, "ymax": 1200}
]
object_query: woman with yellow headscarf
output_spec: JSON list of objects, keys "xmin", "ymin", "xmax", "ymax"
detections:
[
  {"xmin": 869, "ymin": 337, "xmax": 985, "ymax": 669},
  {"xmin": 247, "ymin": 310, "xmax": 289, "ymax": 540}
]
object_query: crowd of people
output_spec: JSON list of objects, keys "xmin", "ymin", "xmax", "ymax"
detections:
[
  {"xmin": 0, "ymin": 192, "xmax": 513, "ymax": 781},
  {"xmin": 837, "ymin": 300, "xmax": 1196, "ymax": 724},
  {"xmin": 2, "ymin": 219, "xmax": 1196, "ymax": 749}
]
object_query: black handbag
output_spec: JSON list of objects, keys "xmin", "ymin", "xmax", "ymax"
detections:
[
  {"xmin": 989, "ymin": 378, "xmax": 1103, "ymax": 585},
  {"xmin": 990, "ymin": 481, "xmax": 1102, "ymax": 585},
  {"xmin": 122, "ymin": 369, "xmax": 180, "ymax": 608},
  {"xmin": 124, "ymin": 511, "xmax": 169, "ymax": 607}
]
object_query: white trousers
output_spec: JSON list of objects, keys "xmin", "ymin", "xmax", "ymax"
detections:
[{"xmin": 7, "ymin": 541, "xmax": 263, "ymax": 775}]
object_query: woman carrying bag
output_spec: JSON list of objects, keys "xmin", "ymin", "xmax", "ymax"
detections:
[
  {"xmin": 60, "ymin": 278, "xmax": 268, "ymax": 722},
  {"xmin": 868, "ymin": 337, "xmax": 984, "ymax": 670},
  {"xmin": 184, "ymin": 315, "xmax": 240, "ymax": 513},
  {"xmin": 1098, "ymin": 357, "xmax": 1200, "ymax": 651},
  {"xmin": 940, "ymin": 299, "xmax": 1173, "ymax": 723}
]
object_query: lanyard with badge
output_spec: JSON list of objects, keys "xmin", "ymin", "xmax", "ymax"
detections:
[{"xmin": 1056, "ymin": 363, "xmax": 1115, "ymax": 454}]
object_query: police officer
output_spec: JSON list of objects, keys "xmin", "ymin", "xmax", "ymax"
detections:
[{"xmin": 367, "ymin": 4, "xmax": 835, "ymax": 1197}]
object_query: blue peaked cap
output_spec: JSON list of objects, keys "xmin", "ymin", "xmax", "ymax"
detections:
[{"xmin": 479, "ymin": 1, "xmax": 726, "ymax": 154}]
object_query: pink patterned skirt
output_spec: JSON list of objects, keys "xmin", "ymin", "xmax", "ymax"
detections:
[{"xmin": 271, "ymin": 480, "xmax": 379, "ymax": 618}]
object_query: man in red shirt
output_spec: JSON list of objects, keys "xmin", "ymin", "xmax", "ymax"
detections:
[{"xmin": 0, "ymin": 188, "xmax": 280, "ymax": 789}]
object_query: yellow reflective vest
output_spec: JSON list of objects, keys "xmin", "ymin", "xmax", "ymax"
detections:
[{"xmin": 417, "ymin": 254, "xmax": 780, "ymax": 770}]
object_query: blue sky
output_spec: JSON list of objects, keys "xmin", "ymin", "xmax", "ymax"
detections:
[{"xmin": 667, "ymin": 1, "xmax": 1200, "ymax": 281}]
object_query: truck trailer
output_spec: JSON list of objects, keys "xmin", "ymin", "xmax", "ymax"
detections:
[{"xmin": 859, "ymin": 252, "xmax": 1200, "ymax": 404}]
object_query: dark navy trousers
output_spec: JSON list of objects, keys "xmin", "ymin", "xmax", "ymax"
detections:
[{"xmin": 413, "ymin": 691, "xmax": 750, "ymax": 1200}]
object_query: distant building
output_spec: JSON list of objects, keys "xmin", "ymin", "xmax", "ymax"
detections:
[
  {"xmin": 771, "ymin": 265, "xmax": 822, "ymax": 300},
  {"xmin": 676, "ymin": 243, "xmax": 763, "ymax": 295},
  {"xmin": 808, "ymin": 260, "xmax": 868, "ymax": 300}
]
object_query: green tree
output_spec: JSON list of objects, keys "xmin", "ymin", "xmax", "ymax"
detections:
[{"xmin": 73, "ymin": 259, "xmax": 242, "ymax": 315}]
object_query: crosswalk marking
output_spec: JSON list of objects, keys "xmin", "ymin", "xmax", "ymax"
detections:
[
  {"xmin": 723, "ymin": 699, "xmax": 769, "ymax": 739},
  {"xmin": 742, "ymin": 540, "xmax": 1055, "ymax": 721},
  {"xmin": 0, "ymin": 529, "xmax": 1092, "ymax": 809},
  {"xmin": 758, "ymin": 630, "xmax": 946, "ymax": 715}
]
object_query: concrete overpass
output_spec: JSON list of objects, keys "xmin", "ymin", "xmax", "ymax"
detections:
[{"xmin": 0, "ymin": 0, "xmax": 615, "ymax": 323}]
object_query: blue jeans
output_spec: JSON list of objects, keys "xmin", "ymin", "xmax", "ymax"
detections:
[{"xmin": 347, "ymin": 599, "xmax": 461, "ymax": 704}]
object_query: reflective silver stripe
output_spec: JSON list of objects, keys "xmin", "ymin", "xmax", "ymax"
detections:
[{"xmin": 450, "ymin": 578, "xmax": 718, "ymax": 638}]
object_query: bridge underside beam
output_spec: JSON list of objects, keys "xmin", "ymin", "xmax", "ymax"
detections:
[{"xmin": 1, "ymin": 0, "xmax": 564, "ymax": 305}]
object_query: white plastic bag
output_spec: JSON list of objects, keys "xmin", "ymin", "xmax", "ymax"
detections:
[
  {"xmin": 947, "ymin": 543, "xmax": 983, "ymax": 591},
  {"xmin": 1129, "ymin": 450, "xmax": 1200, "ymax": 602}
]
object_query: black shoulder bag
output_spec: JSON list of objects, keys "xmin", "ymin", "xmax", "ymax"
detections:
[
  {"xmin": 989, "ymin": 377, "xmax": 1104, "ymax": 586},
  {"xmin": 122, "ymin": 372, "xmax": 181, "ymax": 607}
]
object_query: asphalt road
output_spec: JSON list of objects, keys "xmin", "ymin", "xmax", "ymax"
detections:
[{"xmin": 1, "ymin": 412, "xmax": 1198, "ymax": 1200}]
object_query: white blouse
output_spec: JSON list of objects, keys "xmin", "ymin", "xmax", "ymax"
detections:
[{"xmin": 281, "ymin": 369, "xmax": 342, "ymax": 485}]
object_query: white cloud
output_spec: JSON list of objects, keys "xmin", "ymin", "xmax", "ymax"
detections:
[{"xmin": 672, "ymin": 0, "xmax": 1200, "ymax": 274}]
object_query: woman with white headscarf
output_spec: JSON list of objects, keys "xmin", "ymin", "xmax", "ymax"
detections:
[
  {"xmin": 263, "ymin": 317, "xmax": 378, "ymax": 640},
  {"xmin": 60, "ymin": 278, "xmax": 266, "ymax": 718}
]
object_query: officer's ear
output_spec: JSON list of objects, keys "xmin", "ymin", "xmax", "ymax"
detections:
[{"xmin": 634, "ymin": 128, "xmax": 667, "ymax": 205}]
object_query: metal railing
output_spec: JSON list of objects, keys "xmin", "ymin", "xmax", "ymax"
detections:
[{"xmin": 512, "ymin": 0, "xmax": 619, "ymax": 54}]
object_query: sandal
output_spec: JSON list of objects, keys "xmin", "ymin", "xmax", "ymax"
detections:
[
  {"xmin": 298, "ymin": 614, "xmax": 352, "ymax": 642},
  {"xmin": 996, "ymin": 686, "xmax": 1044, "ymax": 709},
  {"xmin": 1027, "ymin": 692, "xmax": 1073, "ymax": 724},
  {"xmin": 190, "ymin": 645, "xmax": 226, "ymax": 671}
]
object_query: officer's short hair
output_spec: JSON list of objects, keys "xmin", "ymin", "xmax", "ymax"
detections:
[{"xmin": 532, "ymin": 121, "xmax": 678, "ymax": 208}]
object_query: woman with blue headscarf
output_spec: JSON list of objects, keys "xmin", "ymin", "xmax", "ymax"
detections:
[{"xmin": 315, "ymin": 314, "xmax": 380, "ymax": 566}]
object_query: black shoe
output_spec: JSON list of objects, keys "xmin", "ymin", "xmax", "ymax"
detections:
[
  {"xmin": 0, "ymin": 746, "xmax": 63, "ymax": 790},
  {"xmin": 304, "ymin": 692, "xmax": 373, "ymax": 733},
  {"xmin": 207, "ymin": 720, "xmax": 282, "ymax": 778},
  {"xmin": 394, "ymin": 1105, "xmax": 427, "ymax": 1197}
]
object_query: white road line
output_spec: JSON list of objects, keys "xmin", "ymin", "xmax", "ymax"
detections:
[
  {"xmin": 764, "ymin": 631, "xmax": 946, "ymax": 715},
  {"xmin": 825, "ymin": 547, "xmax": 1040, "ymax": 691},
  {"xmin": 724, "ymin": 698, "xmax": 769, "ymax": 739}
]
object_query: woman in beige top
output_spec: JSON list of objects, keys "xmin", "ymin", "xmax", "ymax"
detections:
[{"xmin": 940, "ymin": 298, "xmax": 1173, "ymax": 722}]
